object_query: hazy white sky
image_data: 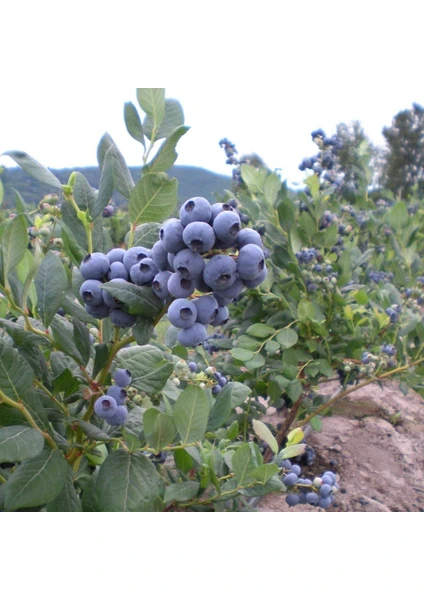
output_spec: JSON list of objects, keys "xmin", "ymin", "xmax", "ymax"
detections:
[{"xmin": 1, "ymin": 1, "xmax": 423, "ymax": 188}]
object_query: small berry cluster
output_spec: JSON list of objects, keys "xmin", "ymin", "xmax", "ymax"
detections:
[
  {"xmin": 295, "ymin": 249, "xmax": 339, "ymax": 293},
  {"xmin": 281, "ymin": 459, "xmax": 338, "ymax": 509},
  {"xmin": 203, "ymin": 332, "xmax": 227, "ymax": 353},
  {"xmin": 219, "ymin": 138, "xmax": 238, "ymax": 166},
  {"xmin": 171, "ymin": 359, "xmax": 230, "ymax": 395},
  {"xmin": 361, "ymin": 343, "xmax": 398, "ymax": 374},
  {"xmin": 93, "ymin": 369, "xmax": 132, "ymax": 426},
  {"xmin": 385, "ymin": 304, "xmax": 401, "ymax": 324},
  {"xmin": 368, "ymin": 270, "xmax": 394, "ymax": 284},
  {"xmin": 298, "ymin": 129, "xmax": 343, "ymax": 188}
]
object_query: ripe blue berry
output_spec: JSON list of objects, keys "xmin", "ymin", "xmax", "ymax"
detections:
[
  {"xmin": 130, "ymin": 258, "xmax": 159, "ymax": 285},
  {"xmin": 203, "ymin": 255, "xmax": 237, "ymax": 291},
  {"xmin": 160, "ymin": 218, "xmax": 186, "ymax": 254},
  {"xmin": 102, "ymin": 290, "xmax": 122, "ymax": 309},
  {"xmin": 167, "ymin": 298, "xmax": 198, "ymax": 329},
  {"xmin": 113, "ymin": 369, "xmax": 132, "ymax": 387},
  {"xmin": 105, "ymin": 405, "xmax": 128, "ymax": 426},
  {"xmin": 306, "ymin": 492, "xmax": 320, "ymax": 505},
  {"xmin": 188, "ymin": 362, "xmax": 198, "ymax": 372},
  {"xmin": 102, "ymin": 205, "xmax": 114, "ymax": 218},
  {"xmin": 210, "ymin": 202, "xmax": 236, "ymax": 223},
  {"xmin": 106, "ymin": 248, "xmax": 125, "ymax": 263},
  {"xmin": 80, "ymin": 280, "xmax": 103, "ymax": 306},
  {"xmin": 237, "ymin": 228, "xmax": 263, "ymax": 249},
  {"xmin": 177, "ymin": 323, "xmax": 207, "ymax": 347},
  {"xmin": 80, "ymin": 253, "xmax": 110, "ymax": 281},
  {"xmin": 152, "ymin": 271, "xmax": 172, "ymax": 300},
  {"xmin": 213, "ymin": 211, "xmax": 241, "ymax": 246},
  {"xmin": 179, "ymin": 197, "xmax": 212, "ymax": 226},
  {"xmin": 283, "ymin": 472, "xmax": 298, "ymax": 487},
  {"xmin": 182, "ymin": 221, "xmax": 216, "ymax": 253},
  {"xmin": 106, "ymin": 385, "xmax": 127, "ymax": 405},
  {"xmin": 286, "ymin": 494, "xmax": 300, "ymax": 507},
  {"xmin": 85, "ymin": 302, "xmax": 110, "ymax": 319},
  {"xmin": 109, "ymin": 308, "xmax": 136, "ymax": 328},
  {"xmin": 211, "ymin": 305, "xmax": 229, "ymax": 326},
  {"xmin": 167, "ymin": 272, "xmax": 196, "ymax": 298},
  {"xmin": 107, "ymin": 262, "xmax": 129, "ymax": 281},
  {"xmin": 173, "ymin": 249, "xmax": 205, "ymax": 281},
  {"xmin": 237, "ymin": 244, "xmax": 265, "ymax": 281},
  {"xmin": 151, "ymin": 241, "xmax": 172, "ymax": 271},
  {"xmin": 123, "ymin": 247, "xmax": 152, "ymax": 273},
  {"xmin": 192, "ymin": 295, "xmax": 219, "ymax": 325},
  {"xmin": 94, "ymin": 395, "xmax": 118, "ymax": 418}
]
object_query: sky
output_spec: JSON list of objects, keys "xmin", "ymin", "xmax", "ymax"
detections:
[{"xmin": 1, "ymin": 1, "xmax": 423, "ymax": 189}]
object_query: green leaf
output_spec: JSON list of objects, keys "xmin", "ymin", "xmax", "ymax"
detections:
[
  {"xmin": 276, "ymin": 328, "xmax": 298, "ymax": 349},
  {"xmin": 61, "ymin": 225, "xmax": 86, "ymax": 266},
  {"xmin": 297, "ymin": 299, "xmax": 316, "ymax": 323},
  {"xmin": 74, "ymin": 420, "xmax": 111, "ymax": 442},
  {"xmin": 231, "ymin": 348, "xmax": 254, "ymax": 362},
  {"xmin": 286, "ymin": 427, "xmax": 304, "ymax": 445},
  {"xmin": 309, "ymin": 416, "xmax": 322, "ymax": 432},
  {"xmin": 4, "ymin": 449, "xmax": 68, "ymax": 511},
  {"xmin": 72, "ymin": 319, "xmax": 91, "ymax": 366},
  {"xmin": 129, "ymin": 172, "xmax": 178, "ymax": 226},
  {"xmin": 101, "ymin": 280, "xmax": 162, "ymax": 318},
  {"xmin": 125, "ymin": 222, "xmax": 161, "ymax": 249},
  {"xmin": 92, "ymin": 343, "xmax": 110, "ymax": 379},
  {"xmin": 117, "ymin": 345, "xmax": 174, "ymax": 395},
  {"xmin": 45, "ymin": 466, "xmax": 82, "ymax": 512},
  {"xmin": 0, "ymin": 337, "xmax": 34, "ymax": 401},
  {"xmin": 143, "ymin": 98, "xmax": 184, "ymax": 140},
  {"xmin": 249, "ymin": 463, "xmax": 278, "ymax": 485},
  {"xmin": 222, "ymin": 382, "xmax": 252, "ymax": 408},
  {"xmin": 239, "ymin": 475, "xmax": 284, "ymax": 497},
  {"xmin": 240, "ymin": 164, "xmax": 267, "ymax": 195},
  {"xmin": 277, "ymin": 443, "xmax": 306, "ymax": 460},
  {"xmin": 123, "ymin": 101, "xmax": 146, "ymax": 147},
  {"xmin": 34, "ymin": 251, "xmax": 68, "ymax": 327},
  {"xmin": 173, "ymin": 385, "xmax": 210, "ymax": 444},
  {"xmin": 95, "ymin": 134, "xmax": 134, "ymax": 201},
  {"xmin": 231, "ymin": 442, "xmax": 262, "ymax": 486},
  {"xmin": 50, "ymin": 316, "xmax": 83, "ymax": 363},
  {"xmin": 207, "ymin": 386, "xmax": 233, "ymax": 430},
  {"xmin": 0, "ymin": 214, "xmax": 28, "ymax": 284},
  {"xmin": 173, "ymin": 448, "xmax": 195, "ymax": 473},
  {"xmin": 61, "ymin": 201, "xmax": 104, "ymax": 252},
  {"xmin": 143, "ymin": 409, "xmax": 176, "ymax": 453},
  {"xmin": 72, "ymin": 172, "xmax": 97, "ymax": 214},
  {"xmin": 387, "ymin": 202, "xmax": 409, "ymax": 229},
  {"xmin": 164, "ymin": 481, "xmax": 199, "ymax": 504},
  {"xmin": 132, "ymin": 316, "xmax": 154, "ymax": 345},
  {"xmin": 146, "ymin": 125, "xmax": 189, "ymax": 174},
  {"xmin": 246, "ymin": 323, "xmax": 276, "ymax": 338},
  {"xmin": 245, "ymin": 354, "xmax": 266, "ymax": 370},
  {"xmin": 252, "ymin": 420, "xmax": 278, "ymax": 454},
  {"xmin": 264, "ymin": 172, "xmax": 281, "ymax": 206},
  {"xmin": 0, "ymin": 426, "xmax": 44, "ymax": 463},
  {"xmin": 96, "ymin": 450, "xmax": 160, "ymax": 512},
  {"xmin": 137, "ymin": 88, "xmax": 165, "ymax": 137},
  {"xmin": 2, "ymin": 150, "xmax": 62, "ymax": 189}
]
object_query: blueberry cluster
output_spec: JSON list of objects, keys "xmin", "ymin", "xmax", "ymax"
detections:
[
  {"xmin": 295, "ymin": 249, "xmax": 339, "ymax": 293},
  {"xmin": 295, "ymin": 247, "xmax": 318, "ymax": 264},
  {"xmin": 368, "ymin": 270, "xmax": 394, "ymax": 284},
  {"xmin": 203, "ymin": 332, "xmax": 227, "ymax": 353},
  {"xmin": 281, "ymin": 459, "xmax": 338, "ymax": 509},
  {"xmin": 161, "ymin": 196, "xmax": 267, "ymax": 347},
  {"xmin": 361, "ymin": 343, "xmax": 398, "ymax": 374},
  {"xmin": 385, "ymin": 304, "xmax": 401, "ymax": 323},
  {"xmin": 219, "ymin": 138, "xmax": 238, "ymax": 166},
  {"xmin": 172, "ymin": 359, "xmax": 230, "ymax": 395},
  {"xmin": 93, "ymin": 369, "xmax": 132, "ymax": 426},
  {"xmin": 298, "ymin": 129, "xmax": 343, "ymax": 188}
]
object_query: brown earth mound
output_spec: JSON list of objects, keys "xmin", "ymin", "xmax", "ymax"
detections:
[{"xmin": 258, "ymin": 381, "xmax": 424, "ymax": 512}]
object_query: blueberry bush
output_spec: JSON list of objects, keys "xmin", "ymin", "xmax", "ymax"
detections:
[{"xmin": 0, "ymin": 89, "xmax": 423, "ymax": 511}]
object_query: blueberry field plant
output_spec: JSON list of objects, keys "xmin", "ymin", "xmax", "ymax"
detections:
[{"xmin": 0, "ymin": 90, "xmax": 423, "ymax": 512}]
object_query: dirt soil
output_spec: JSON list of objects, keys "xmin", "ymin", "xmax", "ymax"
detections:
[{"xmin": 258, "ymin": 381, "xmax": 424, "ymax": 512}]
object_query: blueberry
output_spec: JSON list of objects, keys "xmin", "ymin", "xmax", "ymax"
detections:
[
  {"xmin": 107, "ymin": 262, "xmax": 129, "ymax": 281},
  {"xmin": 321, "ymin": 475, "xmax": 333, "ymax": 486},
  {"xmin": 182, "ymin": 221, "xmax": 216, "ymax": 253},
  {"xmin": 193, "ymin": 274, "xmax": 212, "ymax": 293},
  {"xmin": 306, "ymin": 492, "xmax": 320, "ymax": 505},
  {"xmin": 151, "ymin": 240, "xmax": 172, "ymax": 271},
  {"xmin": 80, "ymin": 253, "xmax": 110, "ymax": 281},
  {"xmin": 290, "ymin": 464, "xmax": 301, "ymax": 477},
  {"xmin": 319, "ymin": 484, "xmax": 332, "ymax": 498},
  {"xmin": 318, "ymin": 496, "xmax": 333, "ymax": 509},
  {"xmin": 213, "ymin": 211, "xmax": 241, "ymax": 246},
  {"xmin": 105, "ymin": 405, "xmax": 128, "ymax": 426},
  {"xmin": 179, "ymin": 197, "xmax": 212, "ymax": 226},
  {"xmin": 322, "ymin": 471, "xmax": 336, "ymax": 485},
  {"xmin": 85, "ymin": 302, "xmax": 110, "ymax": 319},
  {"xmin": 192, "ymin": 295, "xmax": 219, "ymax": 325},
  {"xmin": 167, "ymin": 272, "xmax": 196, "ymax": 298},
  {"xmin": 152, "ymin": 271, "xmax": 172, "ymax": 300},
  {"xmin": 167, "ymin": 298, "xmax": 198, "ymax": 329},
  {"xmin": 237, "ymin": 228, "xmax": 263, "ymax": 249},
  {"xmin": 109, "ymin": 308, "xmax": 136, "ymax": 328},
  {"xmin": 212, "ymin": 293, "xmax": 233, "ymax": 306},
  {"xmin": 286, "ymin": 494, "xmax": 300, "ymax": 507},
  {"xmin": 188, "ymin": 362, "xmax": 198, "ymax": 372},
  {"xmin": 113, "ymin": 368, "xmax": 132, "ymax": 387},
  {"xmin": 123, "ymin": 246, "xmax": 152, "ymax": 273},
  {"xmin": 242, "ymin": 267, "xmax": 268, "ymax": 288},
  {"xmin": 106, "ymin": 248, "xmax": 125, "ymax": 263},
  {"xmin": 212, "ymin": 384, "xmax": 222, "ymax": 395},
  {"xmin": 203, "ymin": 255, "xmax": 237, "ymax": 291},
  {"xmin": 173, "ymin": 249, "xmax": 205, "ymax": 281},
  {"xmin": 94, "ymin": 395, "xmax": 118, "ymax": 418},
  {"xmin": 130, "ymin": 258, "xmax": 159, "ymax": 285},
  {"xmin": 210, "ymin": 202, "xmax": 236, "ymax": 223},
  {"xmin": 177, "ymin": 323, "xmax": 207, "ymax": 347},
  {"xmin": 80, "ymin": 280, "xmax": 103, "ymax": 306},
  {"xmin": 102, "ymin": 289, "xmax": 122, "ymax": 309},
  {"xmin": 218, "ymin": 377, "xmax": 227, "ymax": 387},
  {"xmin": 160, "ymin": 218, "xmax": 186, "ymax": 254},
  {"xmin": 102, "ymin": 205, "xmax": 114, "ymax": 218},
  {"xmin": 211, "ymin": 305, "xmax": 229, "ymax": 326},
  {"xmin": 237, "ymin": 244, "xmax": 266, "ymax": 280},
  {"xmin": 283, "ymin": 472, "xmax": 298, "ymax": 487},
  {"xmin": 106, "ymin": 385, "xmax": 127, "ymax": 405},
  {"xmin": 213, "ymin": 277, "xmax": 245, "ymax": 298}
]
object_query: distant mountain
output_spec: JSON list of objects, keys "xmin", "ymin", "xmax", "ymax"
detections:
[{"xmin": 0, "ymin": 165, "xmax": 233, "ymax": 208}]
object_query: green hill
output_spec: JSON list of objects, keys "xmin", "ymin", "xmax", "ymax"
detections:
[{"xmin": 0, "ymin": 164, "xmax": 233, "ymax": 208}]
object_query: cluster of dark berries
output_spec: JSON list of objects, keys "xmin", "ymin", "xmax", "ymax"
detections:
[
  {"xmin": 295, "ymin": 247, "xmax": 318, "ymax": 264},
  {"xmin": 368, "ymin": 270, "xmax": 394, "ymax": 284},
  {"xmin": 295, "ymin": 249, "xmax": 339, "ymax": 293},
  {"xmin": 281, "ymin": 459, "xmax": 338, "ymax": 509},
  {"xmin": 93, "ymin": 369, "xmax": 132, "ymax": 426},
  {"xmin": 385, "ymin": 304, "xmax": 401, "ymax": 324},
  {"xmin": 162, "ymin": 196, "xmax": 267, "ymax": 347},
  {"xmin": 298, "ymin": 129, "xmax": 343, "ymax": 188},
  {"xmin": 203, "ymin": 332, "xmax": 227, "ymax": 353},
  {"xmin": 361, "ymin": 343, "xmax": 398, "ymax": 374},
  {"xmin": 219, "ymin": 138, "xmax": 238, "ymax": 166},
  {"xmin": 79, "ymin": 249, "xmax": 138, "ymax": 327},
  {"xmin": 172, "ymin": 359, "xmax": 229, "ymax": 395}
]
